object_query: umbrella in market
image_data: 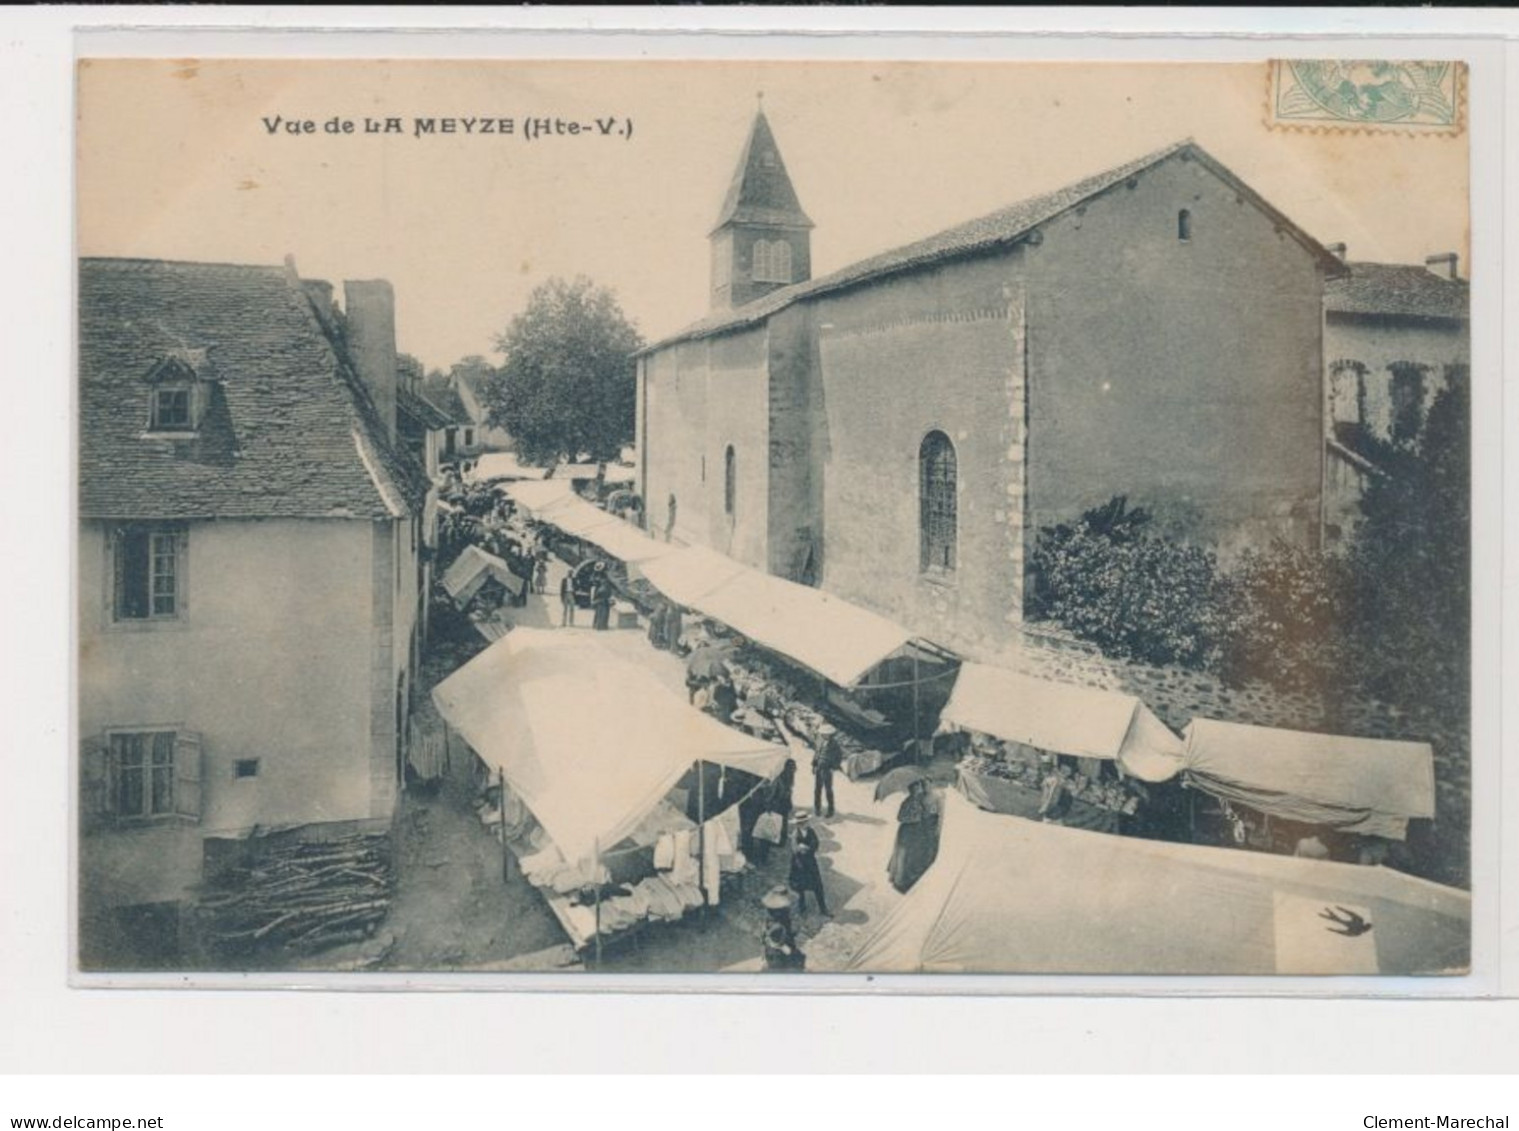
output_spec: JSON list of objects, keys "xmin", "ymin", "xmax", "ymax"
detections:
[
  {"xmin": 874, "ymin": 765, "xmax": 932, "ymax": 803},
  {"xmin": 686, "ymin": 643, "xmax": 735, "ymax": 682}
]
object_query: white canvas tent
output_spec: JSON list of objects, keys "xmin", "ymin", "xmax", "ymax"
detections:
[
  {"xmin": 431, "ymin": 628, "xmax": 786, "ymax": 864},
  {"xmin": 439, "ymin": 544, "xmax": 524, "ymax": 605},
  {"xmin": 1176, "ymin": 719, "xmax": 1437, "ymax": 841},
  {"xmin": 938, "ymin": 663, "xmax": 1183, "ymax": 777},
  {"xmin": 638, "ymin": 546, "xmax": 915, "ymax": 687},
  {"xmin": 846, "ymin": 791, "xmax": 1469, "ymax": 975}
]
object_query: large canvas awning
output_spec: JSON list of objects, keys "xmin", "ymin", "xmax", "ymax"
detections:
[
  {"xmin": 938, "ymin": 663, "xmax": 1184, "ymax": 778},
  {"xmin": 465, "ymin": 452, "xmax": 549, "ymax": 483},
  {"xmin": 503, "ymin": 479, "xmax": 579, "ymax": 517},
  {"xmin": 846, "ymin": 790, "xmax": 1469, "ymax": 976},
  {"xmin": 639, "ymin": 546, "xmax": 914, "ymax": 687},
  {"xmin": 431, "ymin": 628, "xmax": 785, "ymax": 863},
  {"xmin": 507, "ymin": 484, "xmax": 676, "ymax": 566},
  {"xmin": 636, "ymin": 545, "xmax": 751, "ymax": 607},
  {"xmin": 1178, "ymin": 719, "xmax": 1437, "ymax": 841}
]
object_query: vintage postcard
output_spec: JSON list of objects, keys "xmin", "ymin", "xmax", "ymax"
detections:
[{"xmin": 75, "ymin": 57, "xmax": 1472, "ymax": 981}]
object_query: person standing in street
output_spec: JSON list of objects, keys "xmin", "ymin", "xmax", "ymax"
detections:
[
  {"xmin": 590, "ymin": 564, "xmax": 613, "ymax": 630},
  {"xmin": 887, "ymin": 779, "xmax": 942, "ymax": 894},
  {"xmin": 811, "ymin": 724, "xmax": 842, "ymax": 819},
  {"xmin": 788, "ymin": 812, "xmax": 830, "ymax": 917},
  {"xmin": 559, "ymin": 572, "xmax": 576, "ymax": 627}
]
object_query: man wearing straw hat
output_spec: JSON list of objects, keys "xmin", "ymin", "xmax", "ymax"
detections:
[
  {"xmin": 760, "ymin": 885, "xmax": 805, "ymax": 972},
  {"xmin": 788, "ymin": 811, "xmax": 830, "ymax": 918}
]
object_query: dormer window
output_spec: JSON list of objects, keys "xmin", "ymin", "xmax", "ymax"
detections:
[
  {"xmin": 152, "ymin": 387, "xmax": 192, "ymax": 431},
  {"xmin": 142, "ymin": 349, "xmax": 213, "ymax": 436}
]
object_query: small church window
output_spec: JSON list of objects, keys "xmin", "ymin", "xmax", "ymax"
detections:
[
  {"xmin": 1177, "ymin": 209, "xmax": 1192, "ymax": 241},
  {"xmin": 752, "ymin": 239, "xmax": 793, "ymax": 285},
  {"xmin": 919, "ymin": 431, "xmax": 957, "ymax": 574},
  {"xmin": 724, "ymin": 445, "xmax": 737, "ymax": 517}
]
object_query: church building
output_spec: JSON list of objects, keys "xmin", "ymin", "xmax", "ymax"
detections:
[{"xmin": 634, "ymin": 110, "xmax": 1343, "ymax": 661}]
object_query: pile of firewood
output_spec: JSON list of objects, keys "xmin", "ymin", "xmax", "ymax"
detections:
[{"xmin": 196, "ymin": 832, "xmax": 393, "ymax": 958}]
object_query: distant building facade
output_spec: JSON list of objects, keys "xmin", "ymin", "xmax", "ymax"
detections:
[
  {"xmin": 636, "ymin": 113, "xmax": 1341, "ymax": 661},
  {"xmin": 1321, "ymin": 246, "xmax": 1470, "ymax": 543},
  {"xmin": 77, "ymin": 257, "xmax": 433, "ymax": 966}
]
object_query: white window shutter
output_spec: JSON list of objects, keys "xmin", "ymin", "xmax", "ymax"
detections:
[{"xmin": 174, "ymin": 731, "xmax": 204, "ymax": 821}]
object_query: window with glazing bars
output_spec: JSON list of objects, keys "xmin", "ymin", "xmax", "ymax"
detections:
[
  {"xmin": 110, "ymin": 731, "xmax": 176, "ymax": 817},
  {"xmin": 919, "ymin": 431, "xmax": 957, "ymax": 572}
]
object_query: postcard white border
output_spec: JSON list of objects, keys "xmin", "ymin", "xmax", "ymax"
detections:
[{"xmin": 4, "ymin": 4, "xmax": 1515, "ymax": 1073}]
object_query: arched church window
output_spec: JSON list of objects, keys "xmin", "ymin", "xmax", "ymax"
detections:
[
  {"xmin": 1177, "ymin": 209, "xmax": 1192, "ymax": 241},
  {"xmin": 919, "ymin": 431, "xmax": 957, "ymax": 573}
]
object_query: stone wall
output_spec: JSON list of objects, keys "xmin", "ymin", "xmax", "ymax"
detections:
[
  {"xmin": 1022, "ymin": 154, "xmax": 1326, "ymax": 563},
  {"xmin": 812, "ymin": 257, "xmax": 1028, "ymax": 659}
]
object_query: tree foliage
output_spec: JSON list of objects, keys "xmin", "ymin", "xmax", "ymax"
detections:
[
  {"xmin": 486, "ymin": 277, "xmax": 644, "ymax": 465},
  {"xmin": 1214, "ymin": 541, "xmax": 1352, "ymax": 693},
  {"xmin": 1345, "ymin": 380, "xmax": 1470, "ymax": 715},
  {"xmin": 1032, "ymin": 377, "xmax": 1468, "ymax": 725},
  {"xmin": 1029, "ymin": 499, "xmax": 1221, "ymax": 669}
]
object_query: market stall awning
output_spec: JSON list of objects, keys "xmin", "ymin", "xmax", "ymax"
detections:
[
  {"xmin": 553, "ymin": 462, "xmax": 633, "ymax": 482},
  {"xmin": 507, "ymin": 485, "xmax": 675, "ymax": 566},
  {"xmin": 939, "ymin": 663, "xmax": 1183, "ymax": 776},
  {"xmin": 846, "ymin": 790, "xmax": 1469, "ymax": 976},
  {"xmin": 637, "ymin": 545, "xmax": 752, "ymax": 607},
  {"xmin": 502, "ymin": 479, "xmax": 578, "ymax": 517},
  {"xmin": 640, "ymin": 547, "xmax": 914, "ymax": 686},
  {"xmin": 577, "ymin": 518, "xmax": 679, "ymax": 566},
  {"xmin": 440, "ymin": 544, "xmax": 523, "ymax": 604},
  {"xmin": 696, "ymin": 569, "xmax": 914, "ymax": 687},
  {"xmin": 431, "ymin": 628, "xmax": 785, "ymax": 864},
  {"xmin": 544, "ymin": 496, "xmax": 622, "ymax": 539},
  {"xmin": 1178, "ymin": 719, "xmax": 1437, "ymax": 840},
  {"xmin": 466, "ymin": 452, "xmax": 549, "ymax": 483}
]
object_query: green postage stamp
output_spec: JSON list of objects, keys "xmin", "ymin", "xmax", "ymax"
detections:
[{"xmin": 1268, "ymin": 60, "xmax": 1464, "ymax": 135}]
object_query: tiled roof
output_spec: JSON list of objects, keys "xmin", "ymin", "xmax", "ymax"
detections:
[
  {"xmin": 1325, "ymin": 261, "xmax": 1469, "ymax": 321},
  {"xmin": 398, "ymin": 385, "xmax": 455, "ymax": 430},
  {"xmin": 642, "ymin": 139, "xmax": 1344, "ymax": 355},
  {"xmin": 422, "ymin": 372, "xmax": 470, "ymax": 424},
  {"xmin": 79, "ymin": 257, "xmax": 429, "ymax": 521},
  {"xmin": 712, "ymin": 109, "xmax": 814, "ymax": 233}
]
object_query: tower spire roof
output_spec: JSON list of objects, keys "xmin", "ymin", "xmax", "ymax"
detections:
[{"xmin": 711, "ymin": 108, "xmax": 814, "ymax": 234}]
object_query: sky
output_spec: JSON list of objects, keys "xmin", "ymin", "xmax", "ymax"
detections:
[{"xmin": 77, "ymin": 59, "xmax": 1469, "ymax": 372}]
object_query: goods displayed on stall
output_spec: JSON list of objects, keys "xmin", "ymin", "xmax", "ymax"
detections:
[
  {"xmin": 638, "ymin": 545, "xmax": 961, "ymax": 782},
  {"xmin": 195, "ymin": 831, "xmax": 394, "ymax": 960},
  {"xmin": 432, "ymin": 628, "xmax": 788, "ymax": 953},
  {"xmin": 846, "ymin": 790, "xmax": 1470, "ymax": 976},
  {"xmin": 1135, "ymin": 719, "xmax": 1438, "ymax": 861},
  {"xmin": 939, "ymin": 663, "xmax": 1183, "ymax": 835}
]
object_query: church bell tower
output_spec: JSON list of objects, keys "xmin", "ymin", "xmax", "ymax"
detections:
[{"xmin": 709, "ymin": 104, "xmax": 814, "ymax": 311}]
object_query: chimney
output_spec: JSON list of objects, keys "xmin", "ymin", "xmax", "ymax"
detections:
[
  {"xmin": 343, "ymin": 279, "xmax": 398, "ymax": 440},
  {"xmin": 1425, "ymin": 252, "xmax": 1460, "ymax": 280},
  {"xmin": 1325, "ymin": 242, "xmax": 1347, "ymax": 261}
]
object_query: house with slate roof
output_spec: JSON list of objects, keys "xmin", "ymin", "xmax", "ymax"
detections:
[
  {"xmin": 77, "ymin": 256, "xmax": 433, "ymax": 961},
  {"xmin": 635, "ymin": 112, "xmax": 1344, "ymax": 661},
  {"xmin": 1320, "ymin": 245, "xmax": 1470, "ymax": 542}
]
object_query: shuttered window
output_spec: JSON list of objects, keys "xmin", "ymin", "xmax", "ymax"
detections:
[{"xmin": 92, "ymin": 730, "xmax": 203, "ymax": 823}]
